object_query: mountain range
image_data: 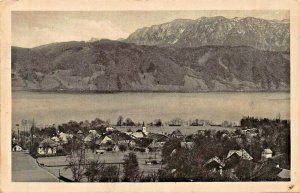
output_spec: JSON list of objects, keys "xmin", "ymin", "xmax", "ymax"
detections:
[
  {"xmin": 126, "ymin": 16, "xmax": 290, "ymax": 52},
  {"xmin": 12, "ymin": 16, "xmax": 290, "ymax": 92}
]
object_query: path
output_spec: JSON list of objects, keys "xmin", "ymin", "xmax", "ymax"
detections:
[{"xmin": 12, "ymin": 152, "xmax": 59, "ymax": 182}]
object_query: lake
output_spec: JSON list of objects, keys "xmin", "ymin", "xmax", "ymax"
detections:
[{"xmin": 12, "ymin": 91, "xmax": 290, "ymax": 129}]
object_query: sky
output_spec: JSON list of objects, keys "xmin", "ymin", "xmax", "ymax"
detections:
[{"xmin": 12, "ymin": 10, "xmax": 289, "ymax": 48}]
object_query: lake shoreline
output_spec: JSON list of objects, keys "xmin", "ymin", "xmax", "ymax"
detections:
[{"xmin": 12, "ymin": 91, "xmax": 290, "ymax": 127}]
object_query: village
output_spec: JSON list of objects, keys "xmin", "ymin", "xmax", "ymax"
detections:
[{"xmin": 12, "ymin": 116, "xmax": 290, "ymax": 182}]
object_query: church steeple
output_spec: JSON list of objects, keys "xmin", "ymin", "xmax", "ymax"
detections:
[{"xmin": 142, "ymin": 121, "xmax": 146, "ymax": 133}]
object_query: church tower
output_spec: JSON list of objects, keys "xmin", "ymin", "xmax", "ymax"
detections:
[{"xmin": 142, "ymin": 121, "xmax": 146, "ymax": 133}]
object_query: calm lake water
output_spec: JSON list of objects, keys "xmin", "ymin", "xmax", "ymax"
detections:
[{"xmin": 12, "ymin": 91, "xmax": 290, "ymax": 128}]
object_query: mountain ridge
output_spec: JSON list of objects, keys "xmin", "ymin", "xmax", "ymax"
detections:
[
  {"xmin": 12, "ymin": 39, "xmax": 290, "ymax": 92},
  {"xmin": 125, "ymin": 16, "xmax": 290, "ymax": 52}
]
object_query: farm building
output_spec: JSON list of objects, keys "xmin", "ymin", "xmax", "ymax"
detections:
[{"xmin": 37, "ymin": 138, "xmax": 60, "ymax": 155}]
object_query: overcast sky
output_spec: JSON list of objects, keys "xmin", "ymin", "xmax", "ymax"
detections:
[{"xmin": 12, "ymin": 10, "xmax": 289, "ymax": 48}]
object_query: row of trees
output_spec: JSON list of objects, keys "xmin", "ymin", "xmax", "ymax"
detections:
[{"xmin": 66, "ymin": 152, "xmax": 140, "ymax": 182}]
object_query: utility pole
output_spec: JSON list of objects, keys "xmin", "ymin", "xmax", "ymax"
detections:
[{"xmin": 30, "ymin": 118, "xmax": 35, "ymax": 154}]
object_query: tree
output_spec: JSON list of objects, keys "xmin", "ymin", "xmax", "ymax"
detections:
[
  {"xmin": 99, "ymin": 165, "xmax": 119, "ymax": 182},
  {"xmin": 117, "ymin": 116, "xmax": 123, "ymax": 126},
  {"xmin": 162, "ymin": 138, "xmax": 181, "ymax": 163},
  {"xmin": 84, "ymin": 160, "xmax": 104, "ymax": 182},
  {"xmin": 154, "ymin": 119, "xmax": 163, "ymax": 126},
  {"xmin": 65, "ymin": 149, "xmax": 86, "ymax": 182},
  {"xmin": 64, "ymin": 136, "xmax": 86, "ymax": 182},
  {"xmin": 88, "ymin": 133, "xmax": 100, "ymax": 153},
  {"xmin": 169, "ymin": 117, "xmax": 183, "ymax": 126},
  {"xmin": 123, "ymin": 152, "xmax": 139, "ymax": 182},
  {"xmin": 125, "ymin": 118, "xmax": 135, "ymax": 126}
]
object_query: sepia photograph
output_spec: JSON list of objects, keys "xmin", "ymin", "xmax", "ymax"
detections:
[
  {"xmin": 10, "ymin": 10, "xmax": 291, "ymax": 183},
  {"xmin": 1, "ymin": 0, "xmax": 300, "ymax": 192}
]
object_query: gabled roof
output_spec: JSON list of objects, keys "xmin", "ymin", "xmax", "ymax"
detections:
[
  {"xmin": 204, "ymin": 156, "xmax": 225, "ymax": 167},
  {"xmin": 99, "ymin": 136, "xmax": 112, "ymax": 144},
  {"xmin": 84, "ymin": 132, "xmax": 101, "ymax": 143},
  {"xmin": 131, "ymin": 131, "xmax": 147, "ymax": 139},
  {"xmin": 226, "ymin": 149, "xmax": 253, "ymax": 160},
  {"xmin": 171, "ymin": 130, "xmax": 183, "ymax": 137},
  {"xmin": 39, "ymin": 138, "xmax": 60, "ymax": 147}
]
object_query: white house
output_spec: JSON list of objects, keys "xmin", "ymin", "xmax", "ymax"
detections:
[
  {"xmin": 59, "ymin": 132, "xmax": 73, "ymax": 144},
  {"xmin": 105, "ymin": 127, "xmax": 114, "ymax": 132},
  {"xmin": 12, "ymin": 145, "xmax": 22, "ymax": 152},
  {"xmin": 51, "ymin": 136, "xmax": 60, "ymax": 142},
  {"xmin": 261, "ymin": 148, "xmax": 273, "ymax": 159},
  {"xmin": 89, "ymin": 129, "xmax": 98, "ymax": 134},
  {"xmin": 37, "ymin": 138, "xmax": 60, "ymax": 155}
]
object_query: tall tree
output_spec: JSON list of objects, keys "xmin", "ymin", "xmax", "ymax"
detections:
[
  {"xmin": 65, "ymin": 148, "xmax": 86, "ymax": 182},
  {"xmin": 123, "ymin": 152, "xmax": 139, "ymax": 182},
  {"xmin": 117, "ymin": 116, "xmax": 123, "ymax": 126},
  {"xmin": 65, "ymin": 136, "xmax": 86, "ymax": 182}
]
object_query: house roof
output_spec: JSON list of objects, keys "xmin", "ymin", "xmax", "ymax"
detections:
[
  {"xmin": 226, "ymin": 149, "xmax": 253, "ymax": 160},
  {"xmin": 277, "ymin": 169, "xmax": 290, "ymax": 179},
  {"xmin": 204, "ymin": 156, "xmax": 225, "ymax": 167},
  {"xmin": 99, "ymin": 136, "xmax": 112, "ymax": 144},
  {"xmin": 39, "ymin": 138, "xmax": 60, "ymax": 147},
  {"xmin": 84, "ymin": 132, "xmax": 101, "ymax": 143},
  {"xmin": 171, "ymin": 130, "xmax": 183, "ymax": 137},
  {"xmin": 131, "ymin": 131, "xmax": 146, "ymax": 139},
  {"xmin": 89, "ymin": 130, "xmax": 98, "ymax": 134},
  {"xmin": 263, "ymin": 148, "xmax": 273, "ymax": 154}
]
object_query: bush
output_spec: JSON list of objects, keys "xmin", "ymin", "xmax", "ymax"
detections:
[{"xmin": 99, "ymin": 165, "xmax": 119, "ymax": 182}]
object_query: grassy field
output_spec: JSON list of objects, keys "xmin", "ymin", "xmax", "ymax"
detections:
[{"xmin": 38, "ymin": 150, "xmax": 162, "ymax": 181}]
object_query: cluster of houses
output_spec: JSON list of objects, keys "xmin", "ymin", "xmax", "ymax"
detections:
[
  {"xmin": 167, "ymin": 128, "xmax": 291, "ymax": 181},
  {"xmin": 34, "ymin": 123, "xmax": 171, "ymax": 156}
]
